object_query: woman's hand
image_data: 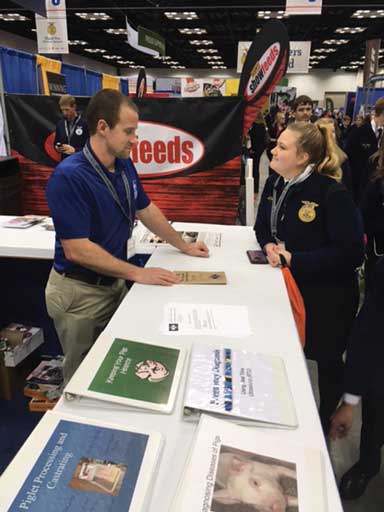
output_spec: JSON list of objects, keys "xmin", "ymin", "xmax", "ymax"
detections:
[
  {"xmin": 275, "ymin": 247, "xmax": 292, "ymax": 267},
  {"xmin": 264, "ymin": 243, "xmax": 281, "ymax": 267}
]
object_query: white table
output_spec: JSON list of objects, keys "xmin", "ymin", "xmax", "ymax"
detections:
[
  {"xmin": 53, "ymin": 222, "xmax": 342, "ymax": 512},
  {"xmin": 0, "ymin": 215, "xmax": 55, "ymax": 259},
  {"xmin": 0, "ymin": 216, "xmax": 154, "ymax": 259}
]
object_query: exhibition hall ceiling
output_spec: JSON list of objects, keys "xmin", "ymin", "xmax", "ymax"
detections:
[{"xmin": 2, "ymin": 0, "xmax": 384, "ymax": 71}]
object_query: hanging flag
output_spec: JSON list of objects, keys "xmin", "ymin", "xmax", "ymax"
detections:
[
  {"xmin": 136, "ymin": 68, "xmax": 147, "ymax": 98},
  {"xmin": 363, "ymin": 39, "xmax": 381, "ymax": 85},
  {"xmin": 238, "ymin": 20, "xmax": 290, "ymax": 136},
  {"xmin": 35, "ymin": 0, "xmax": 68, "ymax": 54},
  {"xmin": 126, "ymin": 18, "xmax": 164, "ymax": 56},
  {"xmin": 285, "ymin": 0, "xmax": 322, "ymax": 16}
]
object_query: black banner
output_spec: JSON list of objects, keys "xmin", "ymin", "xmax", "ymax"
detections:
[
  {"xmin": 5, "ymin": 94, "xmax": 244, "ymax": 224},
  {"xmin": 239, "ymin": 19, "xmax": 289, "ymax": 135}
]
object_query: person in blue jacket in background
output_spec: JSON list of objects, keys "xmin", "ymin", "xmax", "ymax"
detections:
[
  {"xmin": 54, "ymin": 94, "xmax": 89, "ymax": 160},
  {"xmin": 330, "ymin": 257, "xmax": 384, "ymax": 500},
  {"xmin": 255, "ymin": 121, "xmax": 365, "ymax": 435}
]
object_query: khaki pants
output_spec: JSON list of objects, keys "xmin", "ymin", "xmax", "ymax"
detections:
[{"xmin": 45, "ymin": 268, "xmax": 127, "ymax": 383}]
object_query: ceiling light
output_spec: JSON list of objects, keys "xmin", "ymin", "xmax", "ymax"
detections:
[
  {"xmin": 103, "ymin": 55, "xmax": 122, "ymax": 60},
  {"xmin": 197, "ymin": 48, "xmax": 218, "ymax": 54},
  {"xmin": 0, "ymin": 13, "xmax": 29, "ymax": 21},
  {"xmin": 167, "ymin": 61, "xmax": 180, "ymax": 65},
  {"xmin": 352, "ymin": 10, "xmax": 384, "ymax": 19},
  {"xmin": 203, "ymin": 55, "xmax": 222, "ymax": 60},
  {"xmin": 179, "ymin": 28, "xmax": 207, "ymax": 35},
  {"xmin": 153, "ymin": 55, "xmax": 172, "ymax": 60},
  {"xmin": 69, "ymin": 40, "xmax": 88, "ymax": 46},
  {"xmin": 104, "ymin": 28, "xmax": 127, "ymax": 35},
  {"xmin": 117, "ymin": 60, "xmax": 135, "ymax": 65},
  {"xmin": 323, "ymin": 39, "xmax": 349, "ymax": 45},
  {"xmin": 165, "ymin": 11, "xmax": 198, "ymax": 20},
  {"xmin": 84, "ymin": 48, "xmax": 107, "ymax": 54},
  {"xmin": 335, "ymin": 27, "xmax": 367, "ymax": 34},
  {"xmin": 314, "ymin": 48, "xmax": 337, "ymax": 53},
  {"xmin": 190, "ymin": 40, "xmax": 214, "ymax": 46},
  {"xmin": 257, "ymin": 10, "xmax": 289, "ymax": 19},
  {"xmin": 170, "ymin": 65, "xmax": 186, "ymax": 69},
  {"xmin": 76, "ymin": 12, "xmax": 112, "ymax": 21}
]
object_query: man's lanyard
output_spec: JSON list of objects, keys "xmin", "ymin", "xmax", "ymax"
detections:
[
  {"xmin": 65, "ymin": 114, "xmax": 81, "ymax": 144},
  {"xmin": 83, "ymin": 145, "xmax": 133, "ymax": 236},
  {"xmin": 270, "ymin": 164, "xmax": 315, "ymax": 242}
]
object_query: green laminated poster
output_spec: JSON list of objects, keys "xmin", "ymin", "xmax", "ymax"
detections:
[{"xmin": 88, "ymin": 338, "xmax": 180, "ymax": 404}]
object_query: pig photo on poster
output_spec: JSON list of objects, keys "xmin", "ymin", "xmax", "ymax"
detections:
[{"xmin": 211, "ymin": 445, "xmax": 298, "ymax": 512}]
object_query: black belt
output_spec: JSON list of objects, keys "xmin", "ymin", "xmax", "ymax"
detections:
[{"xmin": 55, "ymin": 268, "xmax": 117, "ymax": 286}]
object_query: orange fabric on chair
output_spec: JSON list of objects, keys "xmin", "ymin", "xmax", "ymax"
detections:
[{"xmin": 280, "ymin": 255, "xmax": 306, "ymax": 348}]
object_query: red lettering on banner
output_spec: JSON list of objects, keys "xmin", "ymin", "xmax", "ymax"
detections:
[
  {"xmin": 182, "ymin": 141, "xmax": 193, "ymax": 164},
  {"xmin": 153, "ymin": 140, "xmax": 166, "ymax": 164},
  {"xmin": 140, "ymin": 140, "xmax": 152, "ymax": 164},
  {"xmin": 167, "ymin": 136, "xmax": 181, "ymax": 163},
  {"xmin": 130, "ymin": 137, "xmax": 196, "ymax": 166}
]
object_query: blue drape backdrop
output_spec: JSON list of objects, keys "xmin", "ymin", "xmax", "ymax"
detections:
[
  {"xmin": 61, "ymin": 63, "xmax": 87, "ymax": 96},
  {"xmin": 0, "ymin": 47, "xmax": 37, "ymax": 94},
  {"xmin": 85, "ymin": 70, "xmax": 102, "ymax": 96}
]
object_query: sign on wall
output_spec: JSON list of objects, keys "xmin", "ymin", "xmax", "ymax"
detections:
[
  {"xmin": 181, "ymin": 78, "xmax": 226, "ymax": 97},
  {"xmin": 35, "ymin": 0, "xmax": 68, "ymax": 54},
  {"xmin": 288, "ymin": 41, "xmax": 311, "ymax": 73},
  {"xmin": 285, "ymin": 0, "xmax": 322, "ymax": 15},
  {"xmin": 238, "ymin": 41, "xmax": 310, "ymax": 74},
  {"xmin": 46, "ymin": 72, "xmax": 67, "ymax": 95}
]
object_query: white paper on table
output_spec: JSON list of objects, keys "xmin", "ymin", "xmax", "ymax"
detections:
[{"xmin": 161, "ymin": 303, "xmax": 252, "ymax": 337}]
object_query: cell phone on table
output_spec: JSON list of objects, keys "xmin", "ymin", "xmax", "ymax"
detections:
[{"xmin": 246, "ymin": 250, "xmax": 268, "ymax": 264}]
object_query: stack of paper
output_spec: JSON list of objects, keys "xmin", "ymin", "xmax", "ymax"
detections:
[
  {"xmin": 172, "ymin": 414, "xmax": 327, "ymax": 512},
  {"xmin": 0, "ymin": 410, "xmax": 163, "ymax": 511},
  {"xmin": 183, "ymin": 344, "xmax": 297, "ymax": 428},
  {"xmin": 64, "ymin": 334, "xmax": 186, "ymax": 414},
  {"xmin": 161, "ymin": 303, "xmax": 252, "ymax": 337},
  {"xmin": 139, "ymin": 228, "xmax": 222, "ymax": 248},
  {"xmin": 3, "ymin": 215, "xmax": 46, "ymax": 229}
]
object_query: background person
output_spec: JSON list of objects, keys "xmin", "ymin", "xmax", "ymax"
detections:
[
  {"xmin": 345, "ymin": 98, "xmax": 384, "ymax": 202},
  {"xmin": 46, "ymin": 89, "xmax": 209, "ymax": 383},
  {"xmin": 330, "ymin": 257, "xmax": 384, "ymax": 500},
  {"xmin": 289, "ymin": 95, "xmax": 314, "ymax": 124},
  {"xmin": 54, "ymin": 94, "xmax": 89, "ymax": 160},
  {"xmin": 255, "ymin": 122, "xmax": 365, "ymax": 435}
]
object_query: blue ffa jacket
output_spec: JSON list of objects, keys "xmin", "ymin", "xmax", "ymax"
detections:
[
  {"xmin": 54, "ymin": 114, "xmax": 89, "ymax": 159},
  {"xmin": 255, "ymin": 172, "xmax": 365, "ymax": 284},
  {"xmin": 345, "ymin": 122, "xmax": 378, "ymax": 200},
  {"xmin": 360, "ymin": 175, "xmax": 384, "ymax": 256},
  {"xmin": 344, "ymin": 257, "xmax": 384, "ymax": 397}
]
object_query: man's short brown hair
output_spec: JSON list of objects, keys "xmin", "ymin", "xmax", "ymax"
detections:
[
  {"xmin": 59, "ymin": 94, "xmax": 76, "ymax": 108},
  {"xmin": 375, "ymin": 97, "xmax": 384, "ymax": 117},
  {"xmin": 293, "ymin": 95, "xmax": 313, "ymax": 111},
  {"xmin": 86, "ymin": 89, "xmax": 138, "ymax": 135}
]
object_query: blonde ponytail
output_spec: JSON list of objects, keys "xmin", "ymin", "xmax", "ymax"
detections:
[
  {"xmin": 316, "ymin": 123, "xmax": 342, "ymax": 181},
  {"xmin": 287, "ymin": 122, "xmax": 342, "ymax": 181}
]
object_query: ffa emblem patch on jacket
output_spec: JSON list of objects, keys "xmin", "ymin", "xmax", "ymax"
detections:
[{"xmin": 298, "ymin": 201, "xmax": 318, "ymax": 222}]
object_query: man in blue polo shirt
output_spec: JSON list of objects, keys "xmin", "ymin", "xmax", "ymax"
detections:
[
  {"xmin": 46, "ymin": 89, "xmax": 209, "ymax": 383},
  {"xmin": 54, "ymin": 94, "xmax": 89, "ymax": 159}
]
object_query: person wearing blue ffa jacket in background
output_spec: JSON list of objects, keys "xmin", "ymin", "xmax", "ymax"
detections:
[
  {"xmin": 330, "ymin": 257, "xmax": 384, "ymax": 500},
  {"xmin": 46, "ymin": 89, "xmax": 209, "ymax": 383},
  {"xmin": 54, "ymin": 94, "xmax": 89, "ymax": 159},
  {"xmin": 255, "ymin": 122, "xmax": 365, "ymax": 436}
]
